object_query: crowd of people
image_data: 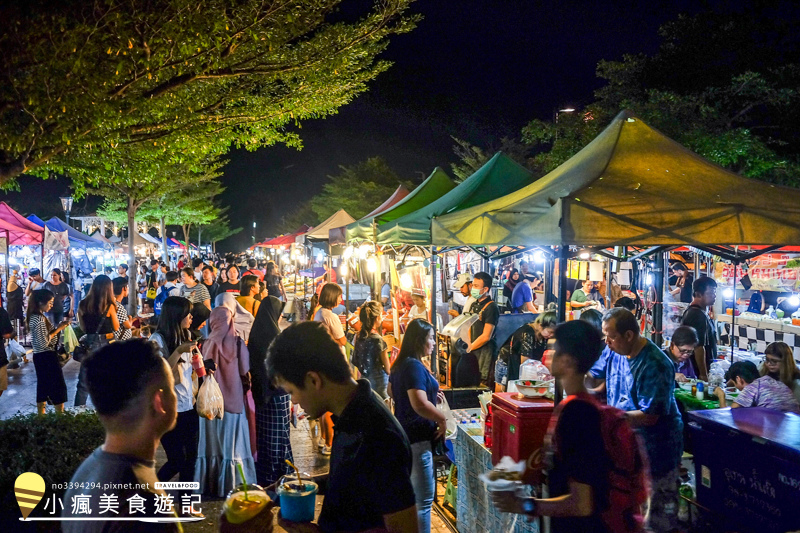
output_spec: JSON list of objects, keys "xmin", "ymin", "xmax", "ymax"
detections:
[{"xmin": 4, "ymin": 252, "xmax": 800, "ymax": 533}]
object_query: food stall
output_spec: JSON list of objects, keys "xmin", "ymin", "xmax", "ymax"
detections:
[{"xmin": 429, "ymin": 110, "xmax": 800, "ymax": 529}]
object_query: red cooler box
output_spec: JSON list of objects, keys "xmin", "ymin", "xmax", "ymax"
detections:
[{"xmin": 490, "ymin": 393, "xmax": 554, "ymax": 466}]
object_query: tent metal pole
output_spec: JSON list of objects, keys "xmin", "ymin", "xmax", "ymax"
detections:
[
  {"xmin": 555, "ymin": 245, "xmax": 569, "ymax": 406},
  {"xmin": 653, "ymin": 252, "xmax": 665, "ymax": 347},
  {"xmin": 731, "ymin": 255, "xmax": 739, "ymax": 363},
  {"xmin": 430, "ymin": 246, "xmax": 438, "ymax": 376},
  {"xmin": 544, "ymin": 253, "xmax": 555, "ymax": 307}
]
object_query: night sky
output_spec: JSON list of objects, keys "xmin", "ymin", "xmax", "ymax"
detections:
[{"xmin": 5, "ymin": 0, "xmax": 714, "ymax": 251}]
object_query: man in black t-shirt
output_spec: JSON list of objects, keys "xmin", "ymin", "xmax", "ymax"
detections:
[
  {"xmin": 267, "ymin": 322, "xmax": 418, "ymax": 533},
  {"xmin": 467, "ymin": 271, "xmax": 500, "ymax": 386},
  {"xmin": 492, "ymin": 320, "xmax": 632, "ymax": 533},
  {"xmin": 680, "ymin": 276, "xmax": 717, "ymax": 381}
]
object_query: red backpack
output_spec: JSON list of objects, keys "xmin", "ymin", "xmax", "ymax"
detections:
[{"xmin": 554, "ymin": 394, "xmax": 650, "ymax": 533}]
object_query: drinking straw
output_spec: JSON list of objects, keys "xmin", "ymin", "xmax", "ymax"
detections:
[{"xmin": 237, "ymin": 463, "xmax": 249, "ymax": 501}]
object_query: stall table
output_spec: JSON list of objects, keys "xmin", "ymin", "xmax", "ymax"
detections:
[
  {"xmin": 674, "ymin": 389, "xmax": 719, "ymax": 411},
  {"xmin": 455, "ymin": 423, "xmax": 539, "ymax": 533}
]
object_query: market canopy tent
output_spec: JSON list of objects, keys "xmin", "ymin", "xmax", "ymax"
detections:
[
  {"xmin": 432, "ymin": 110, "xmax": 800, "ymax": 247},
  {"xmin": 29, "ymin": 216, "xmax": 105, "ymax": 248},
  {"xmin": 344, "ymin": 167, "xmax": 456, "ymax": 243},
  {"xmin": 303, "ymin": 209, "xmax": 355, "ymax": 241},
  {"xmin": 0, "ymin": 202, "xmax": 43, "ymax": 244},
  {"xmin": 378, "ymin": 153, "xmax": 535, "ymax": 246},
  {"xmin": 329, "ymin": 185, "xmax": 411, "ymax": 244},
  {"xmin": 257, "ymin": 225, "xmax": 312, "ymax": 248}
]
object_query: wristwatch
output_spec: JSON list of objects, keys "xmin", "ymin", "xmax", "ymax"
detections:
[{"xmin": 521, "ymin": 498, "xmax": 537, "ymax": 516}]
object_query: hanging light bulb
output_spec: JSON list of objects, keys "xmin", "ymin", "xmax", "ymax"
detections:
[
  {"xmin": 789, "ymin": 294, "xmax": 800, "ymax": 307},
  {"xmin": 359, "ymin": 244, "xmax": 371, "ymax": 259},
  {"xmin": 367, "ymin": 255, "xmax": 378, "ymax": 273},
  {"xmin": 400, "ymin": 273, "xmax": 413, "ymax": 290},
  {"xmin": 579, "ymin": 251, "xmax": 591, "ymax": 260},
  {"xmin": 340, "ymin": 262, "xmax": 348, "ymax": 277},
  {"xmin": 343, "ymin": 246, "xmax": 354, "ymax": 259},
  {"xmin": 723, "ymin": 288, "xmax": 734, "ymax": 298},
  {"xmin": 533, "ymin": 250, "xmax": 545, "ymax": 263}
]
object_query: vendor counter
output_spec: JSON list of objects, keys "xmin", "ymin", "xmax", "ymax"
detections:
[
  {"xmin": 455, "ymin": 423, "xmax": 539, "ymax": 533},
  {"xmin": 689, "ymin": 408, "xmax": 800, "ymax": 532}
]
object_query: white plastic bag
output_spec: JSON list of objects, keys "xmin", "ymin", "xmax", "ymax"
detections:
[
  {"xmin": 437, "ymin": 395, "xmax": 458, "ymax": 440},
  {"xmin": 6, "ymin": 339, "xmax": 26, "ymax": 360},
  {"xmin": 196, "ymin": 374, "xmax": 225, "ymax": 420},
  {"xmin": 519, "ymin": 359, "xmax": 552, "ymax": 382}
]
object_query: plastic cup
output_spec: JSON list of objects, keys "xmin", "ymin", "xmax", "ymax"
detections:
[
  {"xmin": 277, "ymin": 477, "xmax": 318, "ymax": 522},
  {"xmin": 224, "ymin": 484, "xmax": 270, "ymax": 525}
]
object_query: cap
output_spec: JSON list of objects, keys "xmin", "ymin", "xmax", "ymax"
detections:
[{"xmin": 454, "ymin": 272, "xmax": 472, "ymax": 288}]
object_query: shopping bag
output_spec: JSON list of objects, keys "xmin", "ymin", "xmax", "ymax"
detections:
[
  {"xmin": 146, "ymin": 286, "xmax": 158, "ymax": 300},
  {"xmin": 244, "ymin": 390, "xmax": 257, "ymax": 462},
  {"xmin": 196, "ymin": 374, "xmax": 225, "ymax": 420},
  {"xmin": 6, "ymin": 339, "xmax": 26, "ymax": 360},
  {"xmin": 436, "ymin": 394, "xmax": 458, "ymax": 440},
  {"xmin": 62, "ymin": 326, "xmax": 79, "ymax": 355}
]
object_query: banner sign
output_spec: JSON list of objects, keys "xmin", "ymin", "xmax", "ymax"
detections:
[
  {"xmin": 45, "ymin": 227, "xmax": 69, "ymax": 251},
  {"xmin": 714, "ymin": 254, "xmax": 800, "ymax": 292}
]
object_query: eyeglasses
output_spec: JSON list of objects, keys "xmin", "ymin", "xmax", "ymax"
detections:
[
  {"xmin": 677, "ymin": 348, "xmax": 695, "ymax": 356},
  {"xmin": 764, "ymin": 357, "xmax": 782, "ymax": 365}
]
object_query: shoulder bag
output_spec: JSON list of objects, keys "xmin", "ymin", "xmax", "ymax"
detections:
[{"xmin": 73, "ymin": 314, "xmax": 109, "ymax": 362}]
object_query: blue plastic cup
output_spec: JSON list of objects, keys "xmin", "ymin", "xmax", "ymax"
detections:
[{"xmin": 277, "ymin": 479, "xmax": 318, "ymax": 522}]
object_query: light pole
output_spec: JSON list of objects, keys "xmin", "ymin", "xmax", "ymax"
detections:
[
  {"xmin": 252, "ymin": 220, "xmax": 257, "ymax": 244},
  {"xmin": 59, "ymin": 196, "xmax": 73, "ymax": 227},
  {"xmin": 554, "ymin": 107, "xmax": 575, "ymax": 142}
]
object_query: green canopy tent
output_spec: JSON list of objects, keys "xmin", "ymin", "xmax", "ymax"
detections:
[
  {"xmin": 432, "ymin": 110, "xmax": 800, "ymax": 248},
  {"xmin": 345, "ymin": 167, "xmax": 456, "ymax": 243},
  {"xmin": 377, "ymin": 153, "xmax": 535, "ymax": 246}
]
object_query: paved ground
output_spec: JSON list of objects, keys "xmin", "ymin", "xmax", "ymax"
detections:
[{"xmin": 1, "ymin": 357, "xmax": 453, "ymax": 532}]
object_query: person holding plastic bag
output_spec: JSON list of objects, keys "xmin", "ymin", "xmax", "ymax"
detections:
[
  {"xmin": 28, "ymin": 289, "xmax": 72, "ymax": 413},
  {"xmin": 388, "ymin": 318, "xmax": 446, "ymax": 533},
  {"xmin": 195, "ymin": 306, "xmax": 256, "ymax": 497},
  {"xmin": 150, "ymin": 296, "xmax": 199, "ymax": 482}
]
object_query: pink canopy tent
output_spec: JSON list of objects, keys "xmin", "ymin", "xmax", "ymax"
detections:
[{"xmin": 0, "ymin": 202, "xmax": 43, "ymax": 245}]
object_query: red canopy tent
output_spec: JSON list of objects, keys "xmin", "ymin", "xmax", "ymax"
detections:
[{"xmin": 257, "ymin": 225, "xmax": 312, "ymax": 248}]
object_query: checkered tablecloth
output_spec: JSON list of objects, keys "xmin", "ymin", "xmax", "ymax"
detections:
[
  {"xmin": 721, "ymin": 323, "xmax": 800, "ymax": 360},
  {"xmin": 456, "ymin": 425, "xmax": 539, "ymax": 533}
]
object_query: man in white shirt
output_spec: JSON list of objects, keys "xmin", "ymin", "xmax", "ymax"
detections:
[{"xmin": 449, "ymin": 273, "xmax": 475, "ymax": 317}]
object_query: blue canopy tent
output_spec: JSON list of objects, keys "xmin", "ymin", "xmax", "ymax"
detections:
[{"xmin": 28, "ymin": 215, "xmax": 106, "ymax": 276}]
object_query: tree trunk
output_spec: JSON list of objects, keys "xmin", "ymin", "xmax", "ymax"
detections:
[
  {"xmin": 198, "ymin": 228, "xmax": 202, "ymax": 256},
  {"xmin": 160, "ymin": 216, "xmax": 168, "ymax": 263},
  {"xmin": 181, "ymin": 223, "xmax": 192, "ymax": 257},
  {"xmin": 127, "ymin": 197, "xmax": 138, "ymax": 315}
]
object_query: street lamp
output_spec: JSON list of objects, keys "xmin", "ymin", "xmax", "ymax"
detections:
[
  {"xmin": 252, "ymin": 221, "xmax": 256, "ymax": 243},
  {"xmin": 60, "ymin": 196, "xmax": 73, "ymax": 227}
]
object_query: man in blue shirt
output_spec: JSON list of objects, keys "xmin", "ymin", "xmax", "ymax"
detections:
[
  {"xmin": 602, "ymin": 308, "xmax": 683, "ymax": 533},
  {"xmin": 511, "ymin": 277, "xmax": 537, "ymax": 313}
]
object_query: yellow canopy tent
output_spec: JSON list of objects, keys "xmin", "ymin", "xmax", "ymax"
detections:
[{"xmin": 432, "ymin": 110, "xmax": 800, "ymax": 247}]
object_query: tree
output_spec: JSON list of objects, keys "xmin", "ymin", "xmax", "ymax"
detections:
[
  {"xmin": 191, "ymin": 215, "xmax": 243, "ymax": 253},
  {"xmin": 83, "ymin": 150, "xmax": 224, "ymax": 312},
  {"xmin": 309, "ymin": 156, "xmax": 413, "ymax": 220},
  {"xmin": 0, "ymin": 0, "xmax": 420, "ymax": 185},
  {"xmin": 277, "ymin": 200, "xmax": 319, "ymax": 235},
  {"xmin": 520, "ymin": 7, "xmax": 800, "ymax": 185},
  {"xmin": 449, "ymin": 136, "xmax": 534, "ymax": 182}
]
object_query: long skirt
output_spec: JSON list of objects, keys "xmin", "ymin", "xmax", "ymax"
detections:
[
  {"xmin": 255, "ymin": 393, "xmax": 294, "ymax": 487},
  {"xmin": 195, "ymin": 411, "xmax": 257, "ymax": 497},
  {"xmin": 33, "ymin": 350, "xmax": 68, "ymax": 405}
]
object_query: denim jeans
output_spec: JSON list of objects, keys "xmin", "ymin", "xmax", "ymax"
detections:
[
  {"xmin": 74, "ymin": 362, "xmax": 89, "ymax": 407},
  {"xmin": 367, "ymin": 370, "xmax": 389, "ymax": 400},
  {"xmin": 410, "ymin": 441, "xmax": 434, "ymax": 533}
]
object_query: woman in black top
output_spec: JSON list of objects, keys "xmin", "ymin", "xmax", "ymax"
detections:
[
  {"xmin": 503, "ymin": 268, "xmax": 521, "ymax": 312},
  {"xmin": 75, "ymin": 275, "xmax": 119, "ymax": 407},
  {"xmin": 248, "ymin": 295, "xmax": 294, "ymax": 486},
  {"xmin": 265, "ymin": 261, "xmax": 287, "ymax": 301},
  {"xmin": 44, "ymin": 268, "xmax": 73, "ymax": 324},
  {"xmin": 216, "ymin": 265, "xmax": 241, "ymax": 296},
  {"xmin": 352, "ymin": 301, "xmax": 391, "ymax": 399},
  {"xmin": 28, "ymin": 289, "xmax": 72, "ymax": 413}
]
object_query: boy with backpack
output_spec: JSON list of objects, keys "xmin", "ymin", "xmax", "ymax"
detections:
[
  {"xmin": 492, "ymin": 320, "xmax": 649, "ymax": 533},
  {"xmin": 153, "ymin": 271, "xmax": 180, "ymax": 317}
]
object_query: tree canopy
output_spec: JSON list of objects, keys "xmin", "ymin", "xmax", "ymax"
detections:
[
  {"xmin": 309, "ymin": 156, "xmax": 413, "ymax": 220},
  {"xmin": 0, "ymin": 0, "xmax": 420, "ymax": 185},
  {"xmin": 519, "ymin": 7, "xmax": 800, "ymax": 186}
]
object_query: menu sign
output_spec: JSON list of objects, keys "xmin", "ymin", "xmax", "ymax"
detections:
[{"xmin": 715, "ymin": 254, "xmax": 800, "ymax": 292}]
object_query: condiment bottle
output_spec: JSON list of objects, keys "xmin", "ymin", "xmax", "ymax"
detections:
[
  {"xmin": 695, "ymin": 382, "xmax": 704, "ymax": 400},
  {"xmin": 484, "ymin": 405, "xmax": 493, "ymax": 448}
]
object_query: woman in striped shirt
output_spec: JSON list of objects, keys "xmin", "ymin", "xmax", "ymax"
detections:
[{"xmin": 27, "ymin": 289, "xmax": 72, "ymax": 414}]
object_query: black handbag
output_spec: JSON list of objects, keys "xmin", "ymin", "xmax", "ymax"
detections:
[{"xmin": 73, "ymin": 315, "xmax": 108, "ymax": 363}]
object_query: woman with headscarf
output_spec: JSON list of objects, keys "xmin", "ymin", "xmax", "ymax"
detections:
[
  {"xmin": 248, "ymin": 295, "xmax": 294, "ymax": 487},
  {"xmin": 502, "ymin": 268, "xmax": 521, "ymax": 312},
  {"xmin": 215, "ymin": 292, "xmax": 254, "ymax": 342},
  {"xmin": 195, "ymin": 307, "xmax": 256, "ymax": 497}
]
